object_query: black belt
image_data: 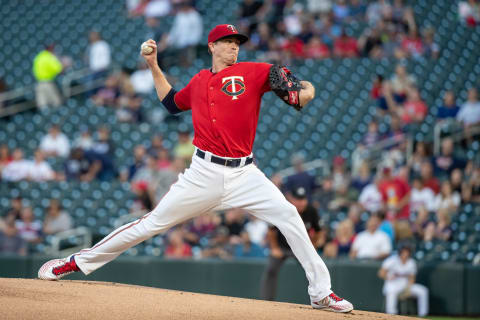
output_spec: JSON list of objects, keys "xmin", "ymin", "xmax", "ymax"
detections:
[{"xmin": 196, "ymin": 149, "xmax": 253, "ymax": 168}]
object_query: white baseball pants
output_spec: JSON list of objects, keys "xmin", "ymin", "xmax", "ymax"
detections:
[
  {"xmin": 74, "ymin": 150, "xmax": 332, "ymax": 301},
  {"xmin": 385, "ymin": 283, "xmax": 429, "ymax": 316}
]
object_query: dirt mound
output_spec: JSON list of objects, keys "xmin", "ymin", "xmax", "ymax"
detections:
[{"xmin": 0, "ymin": 278, "xmax": 413, "ymax": 320}]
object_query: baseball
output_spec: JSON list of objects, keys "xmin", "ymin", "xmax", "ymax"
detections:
[{"xmin": 141, "ymin": 43, "xmax": 153, "ymax": 55}]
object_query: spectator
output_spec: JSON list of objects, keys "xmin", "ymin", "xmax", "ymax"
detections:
[
  {"xmin": 1, "ymin": 149, "xmax": 31, "ymax": 182},
  {"xmin": 130, "ymin": 181, "xmax": 154, "ymax": 214},
  {"xmin": 437, "ymin": 91, "xmax": 460, "ymax": 121},
  {"xmin": 462, "ymin": 165, "xmax": 480, "ymax": 204},
  {"xmin": 332, "ymin": 155, "xmax": 350, "ymax": 192},
  {"xmin": 173, "ymin": 130, "xmax": 195, "ymax": 166},
  {"xmin": 144, "ymin": 0, "xmax": 171, "ymax": 18},
  {"xmin": 244, "ymin": 215, "xmax": 268, "ymax": 246},
  {"xmin": 148, "ymin": 134, "xmax": 164, "ymax": 157},
  {"xmin": 87, "ymin": 126, "xmax": 116, "ymax": 180},
  {"xmin": 131, "ymin": 155, "xmax": 160, "ymax": 191},
  {"xmin": 459, "ymin": 0, "xmax": 480, "ymax": 26},
  {"xmin": 433, "ymin": 138, "xmax": 465, "ymax": 177},
  {"xmin": 329, "ymin": 181, "xmax": 357, "ymax": 211},
  {"xmin": 116, "ymin": 93, "xmax": 144, "ymax": 123},
  {"xmin": 39, "ymin": 125, "xmax": 71, "ymax": 158},
  {"xmin": 456, "ymin": 88, "xmax": 480, "ymax": 127},
  {"xmin": 127, "ymin": 0, "xmax": 150, "ymax": 17},
  {"xmin": 363, "ymin": 120, "xmax": 381, "ymax": 148},
  {"xmin": 304, "ymin": 36, "xmax": 330, "ymax": 59},
  {"xmin": 379, "ymin": 245, "xmax": 429, "ymax": 316},
  {"xmin": 389, "ymin": 64, "xmax": 416, "ymax": 104},
  {"xmin": 378, "ymin": 166, "xmax": 411, "ymax": 221},
  {"xmin": 332, "ymin": 0, "xmax": 350, "ymax": 23},
  {"xmin": 315, "ymin": 176, "xmax": 335, "ymax": 212},
  {"xmin": 306, "ymin": 0, "xmax": 331, "ymax": 16},
  {"xmin": 201, "ymin": 226, "xmax": 234, "ymax": 259},
  {"xmin": 43, "ymin": 199, "xmax": 73, "ymax": 235},
  {"xmin": 323, "ymin": 219, "xmax": 355, "ymax": 259},
  {"xmin": 165, "ymin": 229, "xmax": 192, "ymax": 259},
  {"xmin": 32, "ymin": 43, "xmax": 63, "ymax": 109},
  {"xmin": 433, "ymin": 181, "xmax": 461, "ymax": 214},
  {"xmin": 260, "ymin": 186, "xmax": 323, "ymax": 300},
  {"xmin": 410, "ymin": 177, "xmax": 436, "ymax": 214},
  {"xmin": 0, "ymin": 212, "xmax": 27, "ymax": 255},
  {"xmin": 366, "ymin": 0, "xmax": 392, "ymax": 26},
  {"xmin": 222, "ymin": 208, "xmax": 247, "ymax": 242},
  {"xmin": 0, "ymin": 144, "xmax": 12, "ymax": 178},
  {"xmin": 420, "ymin": 161, "xmax": 440, "ymax": 194},
  {"xmin": 183, "ymin": 213, "xmax": 220, "ymax": 247},
  {"xmin": 351, "ymin": 161, "xmax": 372, "ymax": 193},
  {"xmin": 15, "ymin": 207, "xmax": 42, "ymax": 244},
  {"xmin": 92, "ymin": 74, "xmax": 121, "ymax": 107},
  {"xmin": 371, "ymin": 74, "xmax": 389, "ymax": 114},
  {"xmin": 350, "ymin": 214, "xmax": 392, "ymax": 259},
  {"xmin": 157, "ymin": 2, "xmax": 203, "ymax": 67},
  {"xmin": 156, "ymin": 148, "xmax": 172, "ymax": 170},
  {"xmin": 144, "ymin": 17, "xmax": 164, "ymax": 43},
  {"xmin": 151, "ymin": 157, "xmax": 184, "ymax": 202},
  {"xmin": 333, "ymin": 29, "xmax": 359, "ymax": 58},
  {"xmin": 237, "ymin": 0, "xmax": 266, "ymax": 35},
  {"xmin": 130, "ymin": 61, "xmax": 155, "ymax": 94},
  {"xmin": 234, "ymin": 231, "xmax": 266, "ymax": 258},
  {"xmin": 349, "ymin": 0, "xmax": 367, "ymax": 21},
  {"xmin": 422, "ymin": 27, "xmax": 439, "ymax": 59},
  {"xmin": 424, "ymin": 208, "xmax": 452, "ymax": 242},
  {"xmin": 73, "ymin": 129, "xmax": 94, "ymax": 151},
  {"xmin": 411, "ymin": 206, "xmax": 429, "ymax": 240},
  {"xmin": 86, "ymin": 31, "xmax": 111, "ymax": 90},
  {"xmin": 401, "ymin": 29, "xmax": 424, "ymax": 59},
  {"xmin": 6, "ymin": 197, "xmax": 23, "ymax": 221},
  {"xmin": 283, "ymin": 153, "xmax": 317, "ymax": 201},
  {"xmin": 359, "ymin": 177, "xmax": 383, "ymax": 214},
  {"xmin": 399, "ymin": 87, "xmax": 428, "ymax": 126},
  {"xmin": 408, "ymin": 141, "xmax": 430, "ymax": 177},
  {"xmin": 378, "ymin": 211, "xmax": 395, "ymax": 243},
  {"xmin": 450, "ymin": 168, "xmax": 464, "ymax": 194},
  {"xmin": 64, "ymin": 148, "xmax": 96, "ymax": 181},
  {"xmin": 384, "ymin": 115, "xmax": 406, "ymax": 142},
  {"xmin": 128, "ymin": 145, "xmax": 147, "ymax": 180},
  {"xmin": 28, "ymin": 150, "xmax": 56, "ymax": 182}
]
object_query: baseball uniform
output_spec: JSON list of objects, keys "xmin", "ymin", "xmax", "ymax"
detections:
[
  {"xmin": 382, "ymin": 254, "xmax": 429, "ymax": 316},
  {"xmin": 39, "ymin": 24, "xmax": 353, "ymax": 312}
]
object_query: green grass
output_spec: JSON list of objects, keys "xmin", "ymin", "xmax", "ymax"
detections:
[{"xmin": 426, "ymin": 317, "xmax": 480, "ymax": 320}]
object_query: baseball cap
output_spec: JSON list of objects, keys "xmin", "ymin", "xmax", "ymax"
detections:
[
  {"xmin": 208, "ymin": 24, "xmax": 249, "ymax": 45},
  {"xmin": 291, "ymin": 187, "xmax": 307, "ymax": 200}
]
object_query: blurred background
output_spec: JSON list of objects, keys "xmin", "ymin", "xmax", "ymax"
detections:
[{"xmin": 0, "ymin": 0, "xmax": 479, "ymax": 318}]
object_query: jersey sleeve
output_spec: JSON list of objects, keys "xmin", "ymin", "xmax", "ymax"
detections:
[
  {"xmin": 255, "ymin": 62, "xmax": 272, "ymax": 94},
  {"xmin": 381, "ymin": 255, "xmax": 394, "ymax": 270},
  {"xmin": 173, "ymin": 79, "xmax": 194, "ymax": 111}
]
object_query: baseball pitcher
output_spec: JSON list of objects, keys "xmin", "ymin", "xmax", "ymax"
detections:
[{"xmin": 38, "ymin": 24, "xmax": 353, "ymax": 313}]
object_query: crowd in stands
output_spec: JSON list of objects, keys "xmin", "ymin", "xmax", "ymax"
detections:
[{"xmin": 2, "ymin": 0, "xmax": 480, "ymax": 265}]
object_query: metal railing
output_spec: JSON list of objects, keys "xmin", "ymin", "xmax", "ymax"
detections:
[
  {"xmin": 0, "ymin": 68, "xmax": 110, "ymax": 118},
  {"xmin": 276, "ymin": 158, "xmax": 330, "ymax": 179},
  {"xmin": 43, "ymin": 226, "xmax": 92, "ymax": 256},
  {"xmin": 433, "ymin": 119, "xmax": 480, "ymax": 155}
]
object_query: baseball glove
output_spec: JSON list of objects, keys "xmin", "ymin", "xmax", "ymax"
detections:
[{"xmin": 269, "ymin": 65, "xmax": 304, "ymax": 111}]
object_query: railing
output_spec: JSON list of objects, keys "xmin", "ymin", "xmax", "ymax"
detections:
[
  {"xmin": 433, "ymin": 119, "xmax": 480, "ymax": 155},
  {"xmin": 0, "ymin": 68, "xmax": 110, "ymax": 118},
  {"xmin": 276, "ymin": 158, "xmax": 330, "ymax": 179},
  {"xmin": 43, "ymin": 226, "xmax": 92, "ymax": 256}
]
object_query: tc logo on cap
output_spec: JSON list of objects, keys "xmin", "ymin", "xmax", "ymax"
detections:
[{"xmin": 227, "ymin": 25, "xmax": 237, "ymax": 33}]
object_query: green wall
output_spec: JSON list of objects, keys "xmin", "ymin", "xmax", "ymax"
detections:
[{"xmin": 1, "ymin": 254, "xmax": 479, "ymax": 316}]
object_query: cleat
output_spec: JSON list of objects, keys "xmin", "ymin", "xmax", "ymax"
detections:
[
  {"xmin": 38, "ymin": 255, "xmax": 80, "ymax": 280},
  {"xmin": 311, "ymin": 292, "xmax": 354, "ymax": 313}
]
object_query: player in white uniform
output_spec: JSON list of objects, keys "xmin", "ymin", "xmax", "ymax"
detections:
[{"xmin": 378, "ymin": 245, "xmax": 429, "ymax": 316}]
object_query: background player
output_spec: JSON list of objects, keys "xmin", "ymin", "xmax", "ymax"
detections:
[
  {"xmin": 378, "ymin": 245, "xmax": 429, "ymax": 316},
  {"xmin": 38, "ymin": 24, "xmax": 353, "ymax": 313}
]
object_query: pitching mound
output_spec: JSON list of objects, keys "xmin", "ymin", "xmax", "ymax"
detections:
[{"xmin": 0, "ymin": 278, "xmax": 412, "ymax": 319}]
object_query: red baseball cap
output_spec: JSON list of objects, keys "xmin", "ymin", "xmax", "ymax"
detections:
[{"xmin": 208, "ymin": 24, "xmax": 249, "ymax": 45}]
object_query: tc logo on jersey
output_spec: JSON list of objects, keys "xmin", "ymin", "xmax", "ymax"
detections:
[{"xmin": 222, "ymin": 76, "xmax": 245, "ymax": 100}]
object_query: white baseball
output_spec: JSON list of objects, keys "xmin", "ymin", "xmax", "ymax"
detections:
[{"xmin": 141, "ymin": 43, "xmax": 153, "ymax": 55}]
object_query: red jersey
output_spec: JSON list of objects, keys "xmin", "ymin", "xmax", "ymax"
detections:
[
  {"xmin": 378, "ymin": 177, "xmax": 411, "ymax": 220},
  {"xmin": 174, "ymin": 62, "xmax": 271, "ymax": 157}
]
